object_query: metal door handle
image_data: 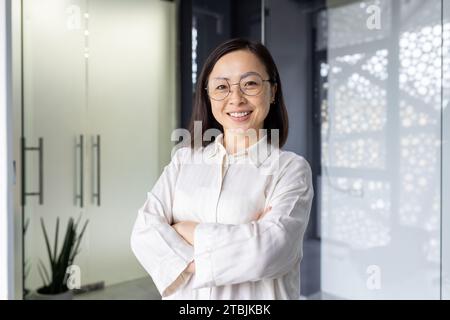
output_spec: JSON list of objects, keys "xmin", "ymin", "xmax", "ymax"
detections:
[
  {"xmin": 92, "ymin": 135, "xmax": 101, "ymax": 206},
  {"xmin": 76, "ymin": 135, "xmax": 84, "ymax": 207},
  {"xmin": 22, "ymin": 137, "xmax": 44, "ymax": 205}
]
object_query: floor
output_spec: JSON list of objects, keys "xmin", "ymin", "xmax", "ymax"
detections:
[{"xmin": 74, "ymin": 277, "xmax": 161, "ymax": 300}]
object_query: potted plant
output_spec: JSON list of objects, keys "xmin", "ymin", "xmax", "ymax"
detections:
[
  {"xmin": 23, "ymin": 217, "xmax": 31, "ymax": 298},
  {"xmin": 29, "ymin": 216, "xmax": 88, "ymax": 300}
]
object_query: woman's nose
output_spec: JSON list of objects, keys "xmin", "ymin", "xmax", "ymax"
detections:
[{"xmin": 228, "ymin": 83, "xmax": 245, "ymax": 103}]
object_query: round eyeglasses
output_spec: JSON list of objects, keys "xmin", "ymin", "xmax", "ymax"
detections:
[{"xmin": 206, "ymin": 73, "xmax": 273, "ymax": 101}]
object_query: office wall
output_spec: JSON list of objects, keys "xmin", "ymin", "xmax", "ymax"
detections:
[{"xmin": 0, "ymin": 0, "xmax": 14, "ymax": 301}]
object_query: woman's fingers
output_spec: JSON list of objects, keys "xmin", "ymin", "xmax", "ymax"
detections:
[
  {"xmin": 186, "ymin": 261, "xmax": 196, "ymax": 274},
  {"xmin": 260, "ymin": 206, "xmax": 272, "ymax": 219}
]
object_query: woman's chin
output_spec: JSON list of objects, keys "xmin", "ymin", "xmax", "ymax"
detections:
[{"xmin": 225, "ymin": 124, "xmax": 256, "ymax": 133}]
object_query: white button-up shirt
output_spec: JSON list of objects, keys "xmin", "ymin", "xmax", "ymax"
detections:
[{"xmin": 131, "ymin": 133, "xmax": 314, "ymax": 300}]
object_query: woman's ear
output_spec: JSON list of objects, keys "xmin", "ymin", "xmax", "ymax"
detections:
[{"xmin": 271, "ymin": 84, "xmax": 278, "ymax": 104}]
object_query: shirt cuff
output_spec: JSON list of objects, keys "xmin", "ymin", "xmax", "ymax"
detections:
[
  {"xmin": 157, "ymin": 247, "xmax": 194, "ymax": 297},
  {"xmin": 192, "ymin": 223, "xmax": 215, "ymax": 289},
  {"xmin": 161, "ymin": 261, "xmax": 193, "ymax": 297}
]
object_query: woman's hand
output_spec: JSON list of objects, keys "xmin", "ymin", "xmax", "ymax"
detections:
[
  {"xmin": 185, "ymin": 261, "xmax": 195, "ymax": 274},
  {"xmin": 172, "ymin": 221, "xmax": 199, "ymax": 246}
]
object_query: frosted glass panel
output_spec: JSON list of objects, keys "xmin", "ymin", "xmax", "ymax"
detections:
[
  {"xmin": 21, "ymin": 0, "xmax": 178, "ymax": 297},
  {"xmin": 321, "ymin": 0, "xmax": 443, "ymax": 299},
  {"xmin": 443, "ymin": 0, "xmax": 450, "ymax": 300},
  {"xmin": 22, "ymin": 0, "xmax": 87, "ymax": 294}
]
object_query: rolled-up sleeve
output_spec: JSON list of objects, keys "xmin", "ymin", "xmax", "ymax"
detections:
[
  {"xmin": 130, "ymin": 147, "xmax": 194, "ymax": 297},
  {"xmin": 192, "ymin": 156, "xmax": 314, "ymax": 289}
]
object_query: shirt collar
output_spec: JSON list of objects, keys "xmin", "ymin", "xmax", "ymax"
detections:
[{"xmin": 205, "ymin": 132, "xmax": 274, "ymax": 168}]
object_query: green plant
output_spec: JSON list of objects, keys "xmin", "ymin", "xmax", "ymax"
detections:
[
  {"xmin": 23, "ymin": 217, "xmax": 31, "ymax": 297},
  {"xmin": 37, "ymin": 216, "xmax": 89, "ymax": 294}
]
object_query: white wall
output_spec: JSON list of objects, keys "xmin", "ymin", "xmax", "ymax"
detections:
[{"xmin": 0, "ymin": 0, "xmax": 13, "ymax": 300}]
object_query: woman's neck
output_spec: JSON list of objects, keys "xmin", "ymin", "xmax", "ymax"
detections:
[{"xmin": 223, "ymin": 128, "xmax": 261, "ymax": 155}]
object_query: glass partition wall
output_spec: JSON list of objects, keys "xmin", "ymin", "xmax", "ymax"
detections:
[
  {"xmin": 443, "ymin": 0, "xmax": 450, "ymax": 301},
  {"xmin": 19, "ymin": 0, "xmax": 178, "ymax": 298},
  {"xmin": 16, "ymin": 0, "xmax": 450, "ymax": 300},
  {"xmin": 317, "ymin": 0, "xmax": 449, "ymax": 299}
]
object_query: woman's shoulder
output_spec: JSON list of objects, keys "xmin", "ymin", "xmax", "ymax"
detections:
[
  {"xmin": 170, "ymin": 145, "xmax": 192, "ymax": 163},
  {"xmin": 169, "ymin": 143, "xmax": 213, "ymax": 165},
  {"xmin": 266, "ymin": 150, "xmax": 313, "ymax": 191},
  {"xmin": 271, "ymin": 149, "xmax": 312, "ymax": 176}
]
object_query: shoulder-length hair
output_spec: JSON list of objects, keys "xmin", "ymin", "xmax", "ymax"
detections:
[{"xmin": 188, "ymin": 38, "xmax": 289, "ymax": 148}]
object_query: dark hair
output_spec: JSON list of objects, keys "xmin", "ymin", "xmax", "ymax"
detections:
[{"xmin": 188, "ymin": 38, "xmax": 289, "ymax": 148}]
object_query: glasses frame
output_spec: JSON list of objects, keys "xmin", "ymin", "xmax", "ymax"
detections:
[{"xmin": 205, "ymin": 74, "xmax": 274, "ymax": 101}]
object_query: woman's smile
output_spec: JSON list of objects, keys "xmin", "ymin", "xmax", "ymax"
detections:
[{"xmin": 227, "ymin": 110, "xmax": 253, "ymax": 122}]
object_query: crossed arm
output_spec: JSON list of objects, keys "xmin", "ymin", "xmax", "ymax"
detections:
[
  {"xmin": 131, "ymin": 150, "xmax": 313, "ymax": 296},
  {"xmin": 171, "ymin": 206, "xmax": 272, "ymax": 274}
]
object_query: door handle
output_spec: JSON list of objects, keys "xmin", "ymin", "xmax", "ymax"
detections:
[
  {"xmin": 92, "ymin": 135, "xmax": 101, "ymax": 206},
  {"xmin": 76, "ymin": 135, "xmax": 84, "ymax": 208},
  {"xmin": 21, "ymin": 137, "xmax": 44, "ymax": 205}
]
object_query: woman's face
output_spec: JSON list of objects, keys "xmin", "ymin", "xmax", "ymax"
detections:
[{"xmin": 207, "ymin": 50, "xmax": 276, "ymax": 133}]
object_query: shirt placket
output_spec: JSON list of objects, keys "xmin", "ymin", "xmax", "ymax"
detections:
[
  {"xmin": 215, "ymin": 151, "xmax": 229, "ymax": 223},
  {"xmin": 204, "ymin": 151, "xmax": 228, "ymax": 300}
]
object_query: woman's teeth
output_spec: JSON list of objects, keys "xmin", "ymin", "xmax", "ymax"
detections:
[{"xmin": 228, "ymin": 111, "xmax": 251, "ymax": 118}]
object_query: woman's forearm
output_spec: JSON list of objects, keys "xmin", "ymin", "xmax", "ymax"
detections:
[
  {"xmin": 172, "ymin": 206, "xmax": 271, "ymax": 275},
  {"xmin": 171, "ymin": 206, "xmax": 271, "ymax": 246},
  {"xmin": 171, "ymin": 221, "xmax": 199, "ymax": 246}
]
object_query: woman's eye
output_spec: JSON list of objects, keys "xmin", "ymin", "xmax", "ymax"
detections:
[
  {"xmin": 216, "ymin": 85, "xmax": 227, "ymax": 90},
  {"xmin": 244, "ymin": 81, "xmax": 257, "ymax": 87}
]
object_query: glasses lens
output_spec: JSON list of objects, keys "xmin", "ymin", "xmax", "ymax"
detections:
[
  {"xmin": 208, "ymin": 79, "xmax": 229, "ymax": 100},
  {"xmin": 240, "ymin": 74, "xmax": 263, "ymax": 96}
]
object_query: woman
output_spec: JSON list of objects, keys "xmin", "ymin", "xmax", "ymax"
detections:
[{"xmin": 131, "ymin": 38, "xmax": 314, "ymax": 300}]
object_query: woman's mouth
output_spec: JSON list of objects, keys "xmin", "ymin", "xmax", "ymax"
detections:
[{"xmin": 227, "ymin": 111, "xmax": 252, "ymax": 122}]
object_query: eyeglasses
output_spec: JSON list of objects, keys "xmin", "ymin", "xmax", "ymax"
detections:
[{"xmin": 206, "ymin": 73, "xmax": 273, "ymax": 101}]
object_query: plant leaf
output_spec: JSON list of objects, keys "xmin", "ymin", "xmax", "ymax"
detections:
[
  {"xmin": 38, "ymin": 258, "xmax": 50, "ymax": 285},
  {"xmin": 40, "ymin": 218, "xmax": 54, "ymax": 269},
  {"xmin": 70, "ymin": 220, "xmax": 89, "ymax": 263},
  {"xmin": 39, "ymin": 216, "xmax": 89, "ymax": 294},
  {"xmin": 24, "ymin": 217, "xmax": 30, "ymax": 234},
  {"xmin": 53, "ymin": 217, "xmax": 59, "ymax": 263},
  {"xmin": 37, "ymin": 262, "xmax": 48, "ymax": 288},
  {"xmin": 54, "ymin": 218, "xmax": 75, "ymax": 292}
]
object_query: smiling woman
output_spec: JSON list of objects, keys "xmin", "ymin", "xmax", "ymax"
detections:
[
  {"xmin": 189, "ymin": 38, "xmax": 288, "ymax": 151},
  {"xmin": 131, "ymin": 38, "xmax": 314, "ymax": 300}
]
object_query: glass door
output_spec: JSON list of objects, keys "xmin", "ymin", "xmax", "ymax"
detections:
[
  {"xmin": 82, "ymin": 0, "xmax": 178, "ymax": 288},
  {"xmin": 21, "ymin": 0, "xmax": 178, "ymax": 298},
  {"xmin": 21, "ymin": 0, "xmax": 88, "ymax": 296}
]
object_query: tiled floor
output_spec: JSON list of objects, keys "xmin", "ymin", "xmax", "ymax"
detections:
[
  {"xmin": 74, "ymin": 277, "xmax": 161, "ymax": 300},
  {"xmin": 307, "ymin": 291, "xmax": 343, "ymax": 300},
  {"xmin": 73, "ymin": 276, "xmax": 339, "ymax": 300}
]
